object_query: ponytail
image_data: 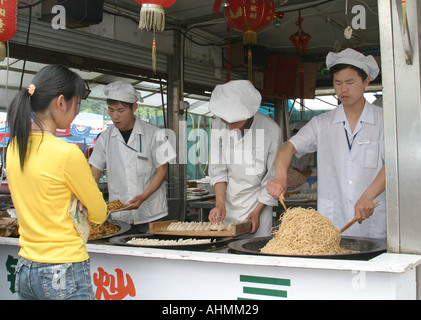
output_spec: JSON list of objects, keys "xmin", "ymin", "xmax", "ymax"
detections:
[
  {"xmin": 7, "ymin": 88, "xmax": 34, "ymax": 169},
  {"xmin": 6, "ymin": 65, "xmax": 87, "ymax": 169}
]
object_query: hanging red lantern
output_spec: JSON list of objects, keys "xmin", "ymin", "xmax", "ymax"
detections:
[
  {"xmin": 221, "ymin": 0, "xmax": 274, "ymax": 82},
  {"xmin": 134, "ymin": 0, "xmax": 177, "ymax": 72},
  {"xmin": 223, "ymin": 0, "xmax": 275, "ymax": 46},
  {"xmin": 134, "ymin": 0, "xmax": 176, "ymax": 32},
  {"xmin": 0, "ymin": 0, "xmax": 18, "ymax": 62}
]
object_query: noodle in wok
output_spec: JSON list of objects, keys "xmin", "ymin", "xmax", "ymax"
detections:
[{"xmin": 261, "ymin": 207, "xmax": 348, "ymax": 256}]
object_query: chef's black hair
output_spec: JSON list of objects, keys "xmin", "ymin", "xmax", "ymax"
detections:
[
  {"xmin": 329, "ymin": 63, "xmax": 369, "ymax": 82},
  {"xmin": 106, "ymin": 99, "xmax": 135, "ymax": 110},
  {"xmin": 7, "ymin": 64, "xmax": 87, "ymax": 169}
]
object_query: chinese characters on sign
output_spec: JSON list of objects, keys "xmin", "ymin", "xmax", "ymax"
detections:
[
  {"xmin": 5, "ymin": 254, "xmax": 17, "ymax": 294},
  {"xmin": 93, "ymin": 267, "xmax": 136, "ymax": 300}
]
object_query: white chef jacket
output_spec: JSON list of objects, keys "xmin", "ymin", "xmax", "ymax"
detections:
[
  {"xmin": 289, "ymin": 101, "xmax": 386, "ymax": 239},
  {"xmin": 209, "ymin": 113, "xmax": 283, "ymax": 237},
  {"xmin": 89, "ymin": 117, "xmax": 176, "ymax": 225}
]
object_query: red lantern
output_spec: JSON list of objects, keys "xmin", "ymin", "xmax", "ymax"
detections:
[
  {"xmin": 222, "ymin": 0, "xmax": 274, "ymax": 82},
  {"xmin": 0, "ymin": 0, "xmax": 18, "ymax": 62},
  {"xmin": 223, "ymin": 0, "xmax": 274, "ymax": 46},
  {"xmin": 134, "ymin": 0, "xmax": 176, "ymax": 72}
]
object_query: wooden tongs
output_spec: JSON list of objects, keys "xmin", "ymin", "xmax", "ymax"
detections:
[
  {"xmin": 339, "ymin": 200, "xmax": 380, "ymax": 234},
  {"xmin": 278, "ymin": 196, "xmax": 288, "ymax": 212}
]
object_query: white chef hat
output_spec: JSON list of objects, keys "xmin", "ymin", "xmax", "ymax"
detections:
[
  {"xmin": 326, "ymin": 48, "xmax": 380, "ymax": 81},
  {"xmin": 104, "ymin": 81, "xmax": 143, "ymax": 103},
  {"xmin": 209, "ymin": 80, "xmax": 261, "ymax": 123}
]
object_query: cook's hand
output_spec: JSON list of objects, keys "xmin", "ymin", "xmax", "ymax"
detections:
[
  {"xmin": 266, "ymin": 177, "xmax": 287, "ymax": 200},
  {"xmin": 209, "ymin": 205, "xmax": 226, "ymax": 224},
  {"xmin": 245, "ymin": 210, "xmax": 260, "ymax": 234},
  {"xmin": 127, "ymin": 194, "xmax": 146, "ymax": 210},
  {"xmin": 354, "ymin": 197, "xmax": 377, "ymax": 223}
]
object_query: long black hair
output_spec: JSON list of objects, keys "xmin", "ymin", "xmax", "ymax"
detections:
[{"xmin": 7, "ymin": 64, "xmax": 88, "ymax": 169}]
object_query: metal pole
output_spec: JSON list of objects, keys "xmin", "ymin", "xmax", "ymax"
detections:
[
  {"xmin": 167, "ymin": 30, "xmax": 187, "ymax": 221},
  {"xmin": 379, "ymin": 0, "xmax": 421, "ymax": 254}
]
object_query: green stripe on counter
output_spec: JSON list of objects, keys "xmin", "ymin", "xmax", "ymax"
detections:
[
  {"xmin": 243, "ymin": 287, "xmax": 287, "ymax": 298},
  {"xmin": 240, "ymin": 275, "xmax": 290, "ymax": 286}
]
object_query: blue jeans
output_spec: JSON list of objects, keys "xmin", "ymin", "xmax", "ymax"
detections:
[{"xmin": 15, "ymin": 257, "xmax": 95, "ymax": 300}]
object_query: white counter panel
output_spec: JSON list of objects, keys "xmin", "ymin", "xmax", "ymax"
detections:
[{"xmin": 1, "ymin": 238, "xmax": 420, "ymax": 300}]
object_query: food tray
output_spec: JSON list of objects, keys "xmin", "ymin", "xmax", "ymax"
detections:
[
  {"xmin": 110, "ymin": 233, "xmax": 233, "ymax": 251},
  {"xmin": 109, "ymin": 204, "xmax": 133, "ymax": 213},
  {"xmin": 186, "ymin": 188, "xmax": 209, "ymax": 196},
  {"xmin": 149, "ymin": 220, "xmax": 251, "ymax": 237},
  {"xmin": 88, "ymin": 220, "xmax": 131, "ymax": 241},
  {"xmin": 0, "ymin": 218, "xmax": 19, "ymax": 237}
]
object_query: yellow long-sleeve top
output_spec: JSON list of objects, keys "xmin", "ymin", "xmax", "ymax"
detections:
[{"xmin": 6, "ymin": 133, "xmax": 107, "ymax": 263}]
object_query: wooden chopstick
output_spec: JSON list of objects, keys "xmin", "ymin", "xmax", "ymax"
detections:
[
  {"xmin": 339, "ymin": 200, "xmax": 380, "ymax": 234},
  {"xmin": 278, "ymin": 196, "xmax": 287, "ymax": 212},
  {"xmin": 339, "ymin": 217, "xmax": 357, "ymax": 234}
]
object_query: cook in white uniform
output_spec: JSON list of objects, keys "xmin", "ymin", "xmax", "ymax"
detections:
[
  {"xmin": 267, "ymin": 48, "xmax": 386, "ymax": 239},
  {"xmin": 208, "ymin": 80, "xmax": 283, "ymax": 237},
  {"xmin": 89, "ymin": 81, "xmax": 176, "ymax": 230}
]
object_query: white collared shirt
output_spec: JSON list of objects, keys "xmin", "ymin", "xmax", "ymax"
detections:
[
  {"xmin": 289, "ymin": 101, "xmax": 386, "ymax": 238},
  {"xmin": 89, "ymin": 117, "xmax": 176, "ymax": 224},
  {"xmin": 209, "ymin": 113, "xmax": 282, "ymax": 212}
]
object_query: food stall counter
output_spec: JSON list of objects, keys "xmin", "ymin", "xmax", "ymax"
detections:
[{"xmin": 1, "ymin": 236, "xmax": 420, "ymax": 300}]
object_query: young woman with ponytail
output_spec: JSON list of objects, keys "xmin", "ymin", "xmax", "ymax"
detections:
[{"xmin": 6, "ymin": 65, "xmax": 107, "ymax": 300}]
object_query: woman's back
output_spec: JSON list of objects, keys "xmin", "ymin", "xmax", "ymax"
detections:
[
  {"xmin": 7, "ymin": 133, "xmax": 107, "ymax": 263},
  {"xmin": 7, "ymin": 64, "xmax": 106, "ymax": 300}
]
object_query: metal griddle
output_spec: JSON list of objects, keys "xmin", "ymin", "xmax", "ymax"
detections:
[
  {"xmin": 228, "ymin": 236, "xmax": 387, "ymax": 260},
  {"xmin": 110, "ymin": 233, "xmax": 233, "ymax": 251}
]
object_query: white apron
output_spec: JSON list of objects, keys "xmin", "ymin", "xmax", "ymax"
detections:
[
  {"xmin": 89, "ymin": 119, "xmax": 170, "ymax": 225},
  {"xmin": 224, "ymin": 133, "xmax": 272, "ymax": 238}
]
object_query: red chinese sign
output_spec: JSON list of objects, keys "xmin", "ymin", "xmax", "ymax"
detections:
[
  {"xmin": 0, "ymin": 0, "xmax": 17, "ymax": 42},
  {"xmin": 93, "ymin": 267, "xmax": 136, "ymax": 300}
]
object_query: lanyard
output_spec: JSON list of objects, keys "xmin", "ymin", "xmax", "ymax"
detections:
[
  {"xmin": 121, "ymin": 135, "xmax": 142, "ymax": 153},
  {"xmin": 343, "ymin": 121, "xmax": 359, "ymax": 151}
]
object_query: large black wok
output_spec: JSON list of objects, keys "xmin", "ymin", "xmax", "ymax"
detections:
[{"xmin": 228, "ymin": 236, "xmax": 386, "ymax": 260}]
